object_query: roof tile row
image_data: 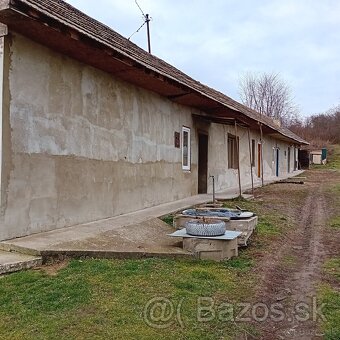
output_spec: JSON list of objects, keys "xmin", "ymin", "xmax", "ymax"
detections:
[{"xmin": 14, "ymin": 0, "xmax": 307, "ymax": 144}]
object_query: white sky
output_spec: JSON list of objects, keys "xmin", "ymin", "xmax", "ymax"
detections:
[{"xmin": 65, "ymin": 0, "xmax": 340, "ymax": 117}]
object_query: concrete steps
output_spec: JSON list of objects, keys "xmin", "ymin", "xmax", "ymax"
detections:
[{"xmin": 0, "ymin": 250, "xmax": 42, "ymax": 275}]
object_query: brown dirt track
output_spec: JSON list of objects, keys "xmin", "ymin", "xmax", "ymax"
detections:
[{"xmin": 250, "ymin": 169, "xmax": 340, "ymax": 339}]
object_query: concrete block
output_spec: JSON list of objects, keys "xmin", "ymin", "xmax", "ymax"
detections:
[
  {"xmin": 183, "ymin": 238, "xmax": 238, "ymax": 261},
  {"xmin": 226, "ymin": 216, "xmax": 258, "ymax": 232},
  {"xmin": 225, "ymin": 216, "xmax": 258, "ymax": 246}
]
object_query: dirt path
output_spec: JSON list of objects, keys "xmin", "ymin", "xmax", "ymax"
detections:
[{"xmin": 253, "ymin": 170, "xmax": 339, "ymax": 339}]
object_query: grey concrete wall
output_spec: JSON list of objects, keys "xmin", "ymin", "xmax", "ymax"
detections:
[
  {"xmin": 206, "ymin": 124, "xmax": 299, "ymax": 193},
  {"xmin": 207, "ymin": 123, "xmax": 256, "ymax": 192},
  {"xmin": 0, "ymin": 32, "xmax": 300, "ymax": 240},
  {"xmin": 0, "ymin": 33, "xmax": 11, "ymax": 225},
  {"xmin": 0, "ymin": 33, "xmax": 202, "ymax": 240},
  {"xmin": 208, "ymin": 124, "xmax": 263, "ymax": 193},
  {"xmin": 0, "ymin": 37, "xmax": 3, "ymax": 215}
]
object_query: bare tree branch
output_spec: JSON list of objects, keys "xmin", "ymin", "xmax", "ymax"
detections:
[{"xmin": 239, "ymin": 72, "xmax": 299, "ymax": 126}]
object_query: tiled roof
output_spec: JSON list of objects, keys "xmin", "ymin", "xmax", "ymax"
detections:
[{"xmin": 8, "ymin": 0, "xmax": 308, "ymax": 144}]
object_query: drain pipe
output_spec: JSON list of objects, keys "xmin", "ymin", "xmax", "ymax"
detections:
[
  {"xmin": 259, "ymin": 123, "xmax": 264, "ymax": 187},
  {"xmin": 210, "ymin": 175, "xmax": 216, "ymax": 204},
  {"xmin": 235, "ymin": 120, "xmax": 242, "ymax": 198},
  {"xmin": 247, "ymin": 128, "xmax": 255, "ymax": 196}
]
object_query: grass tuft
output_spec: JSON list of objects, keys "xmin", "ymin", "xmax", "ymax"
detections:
[
  {"xmin": 323, "ymin": 258, "xmax": 340, "ymax": 280},
  {"xmin": 223, "ymin": 254, "xmax": 254, "ymax": 272},
  {"xmin": 329, "ymin": 216, "xmax": 340, "ymax": 229},
  {"xmin": 160, "ymin": 215, "xmax": 174, "ymax": 226},
  {"xmin": 256, "ymin": 219, "xmax": 281, "ymax": 236},
  {"xmin": 318, "ymin": 284, "xmax": 340, "ymax": 340}
]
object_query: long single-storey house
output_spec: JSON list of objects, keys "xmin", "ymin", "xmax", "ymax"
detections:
[{"xmin": 0, "ymin": 0, "xmax": 307, "ymax": 241}]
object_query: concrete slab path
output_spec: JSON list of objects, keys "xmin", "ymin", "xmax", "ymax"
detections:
[
  {"xmin": 0, "ymin": 171, "xmax": 304, "ymax": 261},
  {"xmin": 0, "ymin": 250, "xmax": 42, "ymax": 275}
]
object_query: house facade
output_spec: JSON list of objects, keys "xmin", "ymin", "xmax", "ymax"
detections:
[{"xmin": 0, "ymin": 0, "xmax": 307, "ymax": 241}]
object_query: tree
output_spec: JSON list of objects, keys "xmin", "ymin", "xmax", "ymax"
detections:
[
  {"xmin": 289, "ymin": 105, "xmax": 340, "ymax": 146},
  {"xmin": 239, "ymin": 72, "xmax": 298, "ymax": 126}
]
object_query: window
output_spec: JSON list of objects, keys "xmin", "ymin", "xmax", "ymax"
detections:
[
  {"xmin": 182, "ymin": 126, "xmax": 191, "ymax": 170},
  {"xmin": 228, "ymin": 134, "xmax": 239, "ymax": 169},
  {"xmin": 251, "ymin": 139, "xmax": 256, "ymax": 167}
]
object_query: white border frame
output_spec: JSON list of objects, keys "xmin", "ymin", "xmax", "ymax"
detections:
[{"xmin": 181, "ymin": 126, "xmax": 191, "ymax": 171}]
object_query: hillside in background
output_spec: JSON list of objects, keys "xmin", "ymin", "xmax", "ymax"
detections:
[{"xmin": 289, "ymin": 105, "xmax": 340, "ymax": 148}]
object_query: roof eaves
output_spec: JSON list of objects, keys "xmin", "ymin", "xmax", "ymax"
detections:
[{"xmin": 9, "ymin": 0, "xmax": 308, "ymax": 145}]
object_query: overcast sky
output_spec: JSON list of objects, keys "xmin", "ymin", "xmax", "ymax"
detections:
[{"xmin": 66, "ymin": 0, "xmax": 340, "ymax": 117}]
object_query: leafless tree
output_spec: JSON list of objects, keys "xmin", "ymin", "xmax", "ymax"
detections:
[
  {"xmin": 289, "ymin": 105, "xmax": 340, "ymax": 146},
  {"xmin": 239, "ymin": 72, "xmax": 299, "ymax": 126}
]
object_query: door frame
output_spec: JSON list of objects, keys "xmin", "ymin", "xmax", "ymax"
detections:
[
  {"xmin": 276, "ymin": 148, "xmax": 280, "ymax": 177},
  {"xmin": 198, "ymin": 132, "xmax": 209, "ymax": 194},
  {"xmin": 293, "ymin": 147, "xmax": 297, "ymax": 171},
  {"xmin": 257, "ymin": 143, "xmax": 261, "ymax": 178}
]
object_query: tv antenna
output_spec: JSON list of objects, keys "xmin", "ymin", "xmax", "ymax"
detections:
[{"xmin": 128, "ymin": 0, "xmax": 152, "ymax": 53}]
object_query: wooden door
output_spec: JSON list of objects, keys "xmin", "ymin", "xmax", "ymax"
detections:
[
  {"xmin": 198, "ymin": 133, "xmax": 208, "ymax": 194},
  {"xmin": 276, "ymin": 149, "xmax": 280, "ymax": 176},
  {"xmin": 257, "ymin": 143, "xmax": 261, "ymax": 178}
]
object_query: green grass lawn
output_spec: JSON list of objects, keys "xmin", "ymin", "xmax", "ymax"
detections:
[
  {"xmin": 317, "ymin": 145, "xmax": 340, "ymax": 339},
  {"xmin": 326, "ymin": 145, "xmax": 340, "ymax": 170},
  {"xmin": 318, "ymin": 285, "xmax": 340, "ymax": 340},
  {"xmin": 0, "ymin": 194, "xmax": 281, "ymax": 340},
  {"xmin": 0, "ymin": 201, "xmax": 285, "ymax": 340},
  {"xmin": 223, "ymin": 197, "xmax": 293, "ymax": 240},
  {"xmin": 318, "ymin": 258, "xmax": 340, "ymax": 340},
  {"xmin": 0, "ymin": 258, "xmax": 257, "ymax": 340}
]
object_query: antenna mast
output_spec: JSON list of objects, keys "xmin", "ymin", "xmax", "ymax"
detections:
[
  {"xmin": 145, "ymin": 13, "xmax": 151, "ymax": 53},
  {"xmin": 129, "ymin": 0, "xmax": 151, "ymax": 53}
]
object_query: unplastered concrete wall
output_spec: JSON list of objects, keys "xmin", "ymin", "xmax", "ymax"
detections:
[
  {"xmin": 0, "ymin": 33, "xmax": 200, "ymax": 240},
  {"xmin": 258, "ymin": 137, "xmax": 296, "ymax": 178},
  {"xmin": 206, "ymin": 123, "xmax": 297, "ymax": 193},
  {"xmin": 207, "ymin": 123, "xmax": 260, "ymax": 193},
  {"xmin": 272, "ymin": 140, "xmax": 294, "ymax": 176},
  {"xmin": 0, "ymin": 37, "xmax": 4, "ymax": 216},
  {"xmin": 207, "ymin": 123, "xmax": 255, "ymax": 193},
  {"xmin": 0, "ymin": 32, "xmax": 300, "ymax": 240}
]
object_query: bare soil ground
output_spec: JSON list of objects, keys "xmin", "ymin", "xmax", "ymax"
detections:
[{"xmin": 251, "ymin": 169, "xmax": 340, "ymax": 339}]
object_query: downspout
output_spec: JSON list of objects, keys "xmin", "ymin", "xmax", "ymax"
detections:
[
  {"xmin": 247, "ymin": 128, "xmax": 254, "ymax": 196},
  {"xmin": 234, "ymin": 120, "xmax": 242, "ymax": 197},
  {"xmin": 259, "ymin": 123, "xmax": 264, "ymax": 187}
]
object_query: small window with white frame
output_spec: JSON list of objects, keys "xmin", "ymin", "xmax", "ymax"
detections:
[{"xmin": 182, "ymin": 126, "xmax": 191, "ymax": 171}]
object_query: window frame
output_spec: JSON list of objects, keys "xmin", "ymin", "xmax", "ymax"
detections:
[
  {"xmin": 251, "ymin": 139, "xmax": 256, "ymax": 167},
  {"xmin": 228, "ymin": 133, "xmax": 239, "ymax": 169},
  {"xmin": 181, "ymin": 126, "xmax": 191, "ymax": 171}
]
